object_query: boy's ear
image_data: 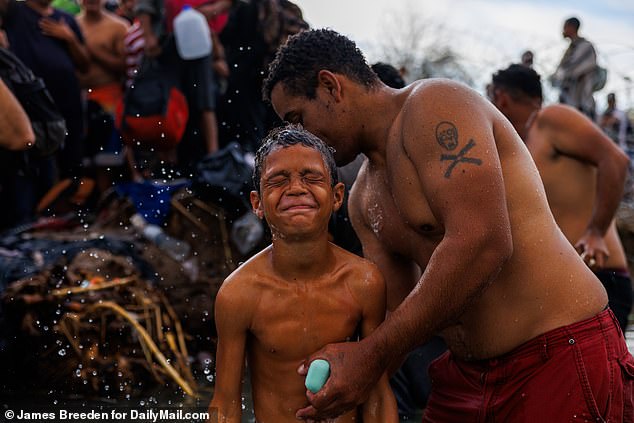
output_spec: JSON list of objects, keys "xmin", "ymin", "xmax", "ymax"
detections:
[
  {"xmin": 332, "ymin": 182, "xmax": 345, "ymax": 213},
  {"xmin": 317, "ymin": 70, "xmax": 343, "ymax": 102},
  {"xmin": 250, "ymin": 191, "xmax": 265, "ymax": 219}
]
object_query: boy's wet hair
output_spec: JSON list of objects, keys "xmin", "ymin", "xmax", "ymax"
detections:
[
  {"xmin": 253, "ymin": 124, "xmax": 339, "ymax": 193},
  {"xmin": 262, "ymin": 28, "xmax": 378, "ymax": 102},
  {"xmin": 492, "ymin": 64, "xmax": 543, "ymax": 102}
]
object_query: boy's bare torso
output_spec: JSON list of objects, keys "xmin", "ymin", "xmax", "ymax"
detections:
[
  {"xmin": 238, "ymin": 245, "xmax": 375, "ymax": 422},
  {"xmin": 350, "ymin": 80, "xmax": 607, "ymax": 360}
]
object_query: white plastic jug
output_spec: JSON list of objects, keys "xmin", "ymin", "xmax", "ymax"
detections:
[{"xmin": 173, "ymin": 5, "xmax": 212, "ymax": 60}]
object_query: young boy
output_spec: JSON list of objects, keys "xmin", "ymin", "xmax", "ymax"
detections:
[{"xmin": 208, "ymin": 125, "xmax": 398, "ymax": 422}]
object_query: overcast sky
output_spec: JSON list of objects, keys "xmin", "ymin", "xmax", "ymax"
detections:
[{"xmin": 293, "ymin": 0, "xmax": 634, "ymax": 111}]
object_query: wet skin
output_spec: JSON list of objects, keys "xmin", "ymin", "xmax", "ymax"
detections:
[
  {"xmin": 270, "ymin": 74, "xmax": 609, "ymax": 420},
  {"xmin": 208, "ymin": 145, "xmax": 398, "ymax": 423}
]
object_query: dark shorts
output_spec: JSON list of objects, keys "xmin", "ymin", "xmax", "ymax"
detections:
[
  {"xmin": 595, "ymin": 268, "xmax": 633, "ymax": 332},
  {"xmin": 423, "ymin": 309, "xmax": 634, "ymax": 422}
]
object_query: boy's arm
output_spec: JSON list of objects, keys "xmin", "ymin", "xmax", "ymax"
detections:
[
  {"xmin": 352, "ymin": 266, "xmax": 399, "ymax": 423},
  {"xmin": 208, "ymin": 277, "xmax": 252, "ymax": 423}
]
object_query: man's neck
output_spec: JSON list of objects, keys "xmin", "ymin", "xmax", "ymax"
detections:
[
  {"xmin": 354, "ymin": 84, "xmax": 403, "ymax": 164},
  {"xmin": 270, "ymin": 233, "xmax": 333, "ymax": 281},
  {"xmin": 510, "ymin": 104, "xmax": 541, "ymax": 141},
  {"xmin": 83, "ymin": 10, "xmax": 104, "ymax": 22}
]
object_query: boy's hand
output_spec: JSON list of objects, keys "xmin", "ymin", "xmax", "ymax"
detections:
[{"xmin": 296, "ymin": 339, "xmax": 385, "ymax": 421}]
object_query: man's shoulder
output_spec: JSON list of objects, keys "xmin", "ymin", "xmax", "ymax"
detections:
[
  {"xmin": 52, "ymin": 7, "xmax": 78, "ymax": 21},
  {"xmin": 401, "ymin": 78, "xmax": 484, "ymax": 124},
  {"xmin": 539, "ymin": 103, "xmax": 588, "ymax": 127}
]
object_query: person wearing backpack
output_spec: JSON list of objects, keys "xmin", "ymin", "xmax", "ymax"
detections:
[
  {"xmin": 2, "ymin": 0, "xmax": 89, "ymax": 179},
  {"xmin": 549, "ymin": 16, "xmax": 599, "ymax": 120},
  {"xmin": 0, "ymin": 46, "xmax": 67, "ymax": 229}
]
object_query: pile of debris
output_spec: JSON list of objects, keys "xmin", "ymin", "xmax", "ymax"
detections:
[{"xmin": 1, "ymin": 248, "xmax": 196, "ymax": 398}]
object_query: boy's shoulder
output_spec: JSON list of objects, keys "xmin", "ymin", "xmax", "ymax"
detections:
[
  {"xmin": 331, "ymin": 243, "xmax": 384, "ymax": 291},
  {"xmin": 217, "ymin": 247, "xmax": 271, "ymax": 298}
]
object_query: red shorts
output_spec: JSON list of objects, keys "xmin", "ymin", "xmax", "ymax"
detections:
[{"xmin": 423, "ymin": 309, "xmax": 634, "ymax": 422}]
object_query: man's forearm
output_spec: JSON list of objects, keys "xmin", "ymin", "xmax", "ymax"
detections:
[
  {"xmin": 90, "ymin": 47, "xmax": 126, "ymax": 74},
  {"xmin": 588, "ymin": 153, "xmax": 629, "ymax": 236},
  {"xmin": 67, "ymin": 36, "xmax": 90, "ymax": 72},
  {"xmin": 366, "ymin": 234, "xmax": 511, "ymax": 369}
]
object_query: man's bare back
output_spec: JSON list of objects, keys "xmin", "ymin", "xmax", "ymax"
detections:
[
  {"xmin": 525, "ymin": 104, "xmax": 628, "ymax": 270},
  {"xmin": 348, "ymin": 79, "xmax": 607, "ymax": 360}
]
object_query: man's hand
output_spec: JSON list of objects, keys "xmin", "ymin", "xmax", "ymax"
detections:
[
  {"xmin": 39, "ymin": 17, "xmax": 75, "ymax": 43},
  {"xmin": 575, "ymin": 229, "xmax": 609, "ymax": 270},
  {"xmin": 295, "ymin": 339, "xmax": 385, "ymax": 421}
]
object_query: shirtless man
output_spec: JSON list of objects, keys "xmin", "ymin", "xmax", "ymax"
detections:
[
  {"xmin": 490, "ymin": 63, "xmax": 632, "ymax": 331},
  {"xmin": 208, "ymin": 126, "xmax": 397, "ymax": 423},
  {"xmin": 77, "ymin": 0, "xmax": 127, "ymax": 191},
  {"xmin": 77, "ymin": 0, "xmax": 128, "ymax": 111},
  {"xmin": 263, "ymin": 29, "xmax": 634, "ymax": 421}
]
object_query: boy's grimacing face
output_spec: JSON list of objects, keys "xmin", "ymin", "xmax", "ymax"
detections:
[{"xmin": 250, "ymin": 144, "xmax": 344, "ymax": 239}]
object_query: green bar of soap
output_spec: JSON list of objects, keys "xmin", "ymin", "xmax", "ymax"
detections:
[{"xmin": 305, "ymin": 359, "xmax": 330, "ymax": 393}]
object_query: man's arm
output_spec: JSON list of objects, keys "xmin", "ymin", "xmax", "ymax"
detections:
[
  {"xmin": 0, "ymin": 79, "xmax": 35, "ymax": 150},
  {"xmin": 208, "ymin": 277, "xmax": 251, "ymax": 423},
  {"xmin": 297, "ymin": 82, "xmax": 513, "ymax": 420},
  {"xmin": 349, "ymin": 265, "xmax": 398, "ymax": 423},
  {"xmin": 542, "ymin": 104, "xmax": 629, "ymax": 268}
]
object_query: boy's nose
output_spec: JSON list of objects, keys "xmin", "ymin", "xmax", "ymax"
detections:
[{"xmin": 287, "ymin": 176, "xmax": 308, "ymax": 194}]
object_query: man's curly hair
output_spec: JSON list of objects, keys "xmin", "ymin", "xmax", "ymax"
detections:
[
  {"xmin": 492, "ymin": 64, "xmax": 543, "ymax": 102},
  {"xmin": 262, "ymin": 29, "xmax": 379, "ymax": 102}
]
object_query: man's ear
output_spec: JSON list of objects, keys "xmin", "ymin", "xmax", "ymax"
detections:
[
  {"xmin": 250, "ymin": 191, "xmax": 265, "ymax": 219},
  {"xmin": 332, "ymin": 182, "xmax": 345, "ymax": 213},
  {"xmin": 493, "ymin": 88, "xmax": 510, "ymax": 111},
  {"xmin": 317, "ymin": 70, "xmax": 343, "ymax": 102}
]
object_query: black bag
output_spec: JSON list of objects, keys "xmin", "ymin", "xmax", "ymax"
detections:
[
  {"xmin": 192, "ymin": 142, "xmax": 253, "ymax": 219},
  {"xmin": 0, "ymin": 48, "xmax": 66, "ymax": 158}
]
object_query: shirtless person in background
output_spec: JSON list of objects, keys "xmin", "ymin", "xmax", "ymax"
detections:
[
  {"xmin": 263, "ymin": 29, "xmax": 634, "ymax": 421},
  {"xmin": 208, "ymin": 126, "xmax": 397, "ymax": 423},
  {"xmin": 77, "ymin": 0, "xmax": 128, "ymax": 191},
  {"xmin": 490, "ymin": 64, "xmax": 632, "ymax": 331},
  {"xmin": 77, "ymin": 0, "xmax": 128, "ymax": 108}
]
